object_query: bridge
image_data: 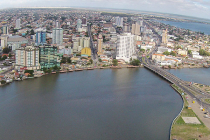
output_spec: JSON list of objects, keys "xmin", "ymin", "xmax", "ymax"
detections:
[{"xmin": 143, "ymin": 61, "xmax": 210, "ymax": 113}]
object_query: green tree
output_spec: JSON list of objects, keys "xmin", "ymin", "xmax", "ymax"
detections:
[
  {"xmin": 112, "ymin": 59, "xmax": 118, "ymax": 66},
  {"xmin": 67, "ymin": 57, "xmax": 71, "ymax": 63},
  {"xmin": 30, "ymin": 29, "xmax": 35, "ymax": 35},
  {"xmin": 163, "ymin": 51, "xmax": 170, "ymax": 56},
  {"xmin": 9, "ymin": 53, "xmax": 12, "ymax": 58},
  {"xmin": 2, "ymin": 55, "xmax": 7, "ymax": 60},
  {"xmin": 3, "ymin": 48, "xmax": 11, "ymax": 54},
  {"xmin": 89, "ymin": 59, "xmax": 93, "ymax": 64},
  {"xmin": 130, "ymin": 59, "xmax": 140, "ymax": 66},
  {"xmin": 188, "ymin": 50, "xmax": 192, "ymax": 55},
  {"xmin": 1, "ymin": 80, "xmax": 6, "ymax": 85},
  {"xmin": 98, "ymin": 58, "xmax": 102, "ymax": 62},
  {"xmin": 24, "ymin": 70, "xmax": 34, "ymax": 77},
  {"xmin": 170, "ymin": 51, "xmax": 176, "ymax": 56}
]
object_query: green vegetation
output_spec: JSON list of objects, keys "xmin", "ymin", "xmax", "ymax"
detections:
[
  {"xmin": 130, "ymin": 59, "xmax": 140, "ymax": 66},
  {"xmin": 98, "ymin": 58, "xmax": 102, "ymax": 62},
  {"xmin": 163, "ymin": 51, "xmax": 176, "ymax": 56},
  {"xmin": 188, "ymin": 50, "xmax": 192, "ymax": 55},
  {"xmin": 3, "ymin": 47, "xmax": 11, "ymax": 54},
  {"xmin": 140, "ymin": 49, "xmax": 145, "ymax": 52},
  {"xmin": 0, "ymin": 55, "xmax": 7, "ymax": 61},
  {"xmin": 61, "ymin": 57, "xmax": 71, "ymax": 64},
  {"xmin": 112, "ymin": 59, "xmax": 118, "ymax": 66},
  {"xmin": 199, "ymin": 49, "xmax": 210, "ymax": 56},
  {"xmin": 89, "ymin": 59, "xmax": 93, "ymax": 64},
  {"xmin": 1, "ymin": 80, "xmax": 6, "ymax": 85},
  {"xmin": 171, "ymin": 84, "xmax": 210, "ymax": 140},
  {"xmin": 204, "ymin": 98, "xmax": 210, "ymax": 104}
]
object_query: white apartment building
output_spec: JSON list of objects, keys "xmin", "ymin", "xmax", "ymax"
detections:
[
  {"xmin": 52, "ymin": 28, "xmax": 63, "ymax": 45},
  {"xmin": 15, "ymin": 19, "xmax": 21, "ymax": 29},
  {"xmin": 15, "ymin": 46, "xmax": 40, "ymax": 70},
  {"xmin": 115, "ymin": 17, "xmax": 123, "ymax": 27},
  {"xmin": 116, "ymin": 33, "xmax": 135, "ymax": 62}
]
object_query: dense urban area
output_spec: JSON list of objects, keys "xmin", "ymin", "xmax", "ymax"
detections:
[{"xmin": 1, "ymin": 8, "xmax": 210, "ymax": 139}]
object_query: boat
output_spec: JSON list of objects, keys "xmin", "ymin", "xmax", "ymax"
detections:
[
  {"xmin": 69, "ymin": 70, "xmax": 74, "ymax": 72},
  {"xmin": 75, "ymin": 69, "xmax": 83, "ymax": 71},
  {"xmin": 60, "ymin": 70, "xmax": 67, "ymax": 73},
  {"xmin": 87, "ymin": 68, "xmax": 94, "ymax": 70},
  {"xmin": 51, "ymin": 72, "xmax": 56, "ymax": 74}
]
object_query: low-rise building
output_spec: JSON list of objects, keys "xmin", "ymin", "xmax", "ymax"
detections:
[{"xmin": 152, "ymin": 54, "xmax": 165, "ymax": 61}]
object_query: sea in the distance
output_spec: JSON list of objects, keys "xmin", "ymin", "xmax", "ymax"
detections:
[
  {"xmin": 155, "ymin": 20, "xmax": 210, "ymax": 35},
  {"xmin": 0, "ymin": 68, "xmax": 183, "ymax": 140}
]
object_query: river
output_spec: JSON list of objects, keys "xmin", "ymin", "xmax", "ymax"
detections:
[
  {"xmin": 155, "ymin": 20, "xmax": 210, "ymax": 35},
  {"xmin": 0, "ymin": 68, "xmax": 182, "ymax": 140}
]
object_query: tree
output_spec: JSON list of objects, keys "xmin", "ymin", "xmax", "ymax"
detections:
[
  {"xmin": 112, "ymin": 59, "xmax": 118, "ymax": 66},
  {"xmin": 24, "ymin": 70, "xmax": 34, "ymax": 77},
  {"xmin": 98, "ymin": 58, "xmax": 102, "ymax": 62},
  {"xmin": 89, "ymin": 59, "xmax": 93, "ymax": 64},
  {"xmin": 2, "ymin": 55, "xmax": 7, "ymax": 60},
  {"xmin": 130, "ymin": 59, "xmax": 140, "ymax": 66},
  {"xmin": 1, "ymin": 80, "xmax": 6, "ymax": 85},
  {"xmin": 163, "ymin": 51, "xmax": 170, "ymax": 56},
  {"xmin": 3, "ymin": 48, "xmax": 11, "ymax": 54},
  {"xmin": 30, "ymin": 29, "xmax": 35, "ymax": 35},
  {"xmin": 170, "ymin": 51, "xmax": 176, "ymax": 56},
  {"xmin": 67, "ymin": 57, "xmax": 71, "ymax": 63},
  {"xmin": 188, "ymin": 50, "xmax": 192, "ymax": 55},
  {"xmin": 9, "ymin": 53, "xmax": 12, "ymax": 58}
]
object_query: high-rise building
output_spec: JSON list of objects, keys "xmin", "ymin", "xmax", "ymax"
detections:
[
  {"xmin": 162, "ymin": 29, "xmax": 168, "ymax": 44},
  {"xmin": 115, "ymin": 17, "xmax": 123, "ymax": 27},
  {"xmin": 2, "ymin": 26, "xmax": 9, "ymax": 35},
  {"xmin": 82, "ymin": 17, "xmax": 87, "ymax": 26},
  {"xmin": 116, "ymin": 33, "xmax": 135, "ymax": 62},
  {"xmin": 15, "ymin": 19, "xmax": 21, "ymax": 29},
  {"xmin": 97, "ymin": 34, "xmax": 103, "ymax": 55},
  {"xmin": 55, "ymin": 20, "xmax": 60, "ymax": 28},
  {"xmin": 131, "ymin": 23, "xmax": 140, "ymax": 35},
  {"xmin": 35, "ymin": 28, "xmax": 46, "ymax": 46},
  {"xmin": 84, "ymin": 37, "xmax": 90, "ymax": 48},
  {"xmin": 0, "ymin": 35, "xmax": 8, "ymax": 48},
  {"xmin": 15, "ymin": 46, "xmax": 40, "ymax": 70},
  {"xmin": 123, "ymin": 24, "xmax": 130, "ymax": 32},
  {"xmin": 77, "ymin": 19, "xmax": 82, "ymax": 29},
  {"xmin": 39, "ymin": 46, "xmax": 60, "ymax": 69},
  {"xmin": 52, "ymin": 28, "xmax": 63, "ymax": 45}
]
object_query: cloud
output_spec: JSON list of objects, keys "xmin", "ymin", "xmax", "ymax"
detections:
[{"xmin": 0, "ymin": 0, "xmax": 210, "ymax": 19}]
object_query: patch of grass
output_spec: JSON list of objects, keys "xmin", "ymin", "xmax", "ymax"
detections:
[
  {"xmin": 171, "ymin": 84, "xmax": 210, "ymax": 140},
  {"xmin": 204, "ymin": 98, "xmax": 210, "ymax": 104}
]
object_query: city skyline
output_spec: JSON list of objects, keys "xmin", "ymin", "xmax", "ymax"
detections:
[{"xmin": 0, "ymin": 0, "xmax": 210, "ymax": 19}]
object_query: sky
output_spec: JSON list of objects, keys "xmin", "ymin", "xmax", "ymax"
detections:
[{"xmin": 1, "ymin": 0, "xmax": 210, "ymax": 19}]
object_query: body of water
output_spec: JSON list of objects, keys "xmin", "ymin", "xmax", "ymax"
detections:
[
  {"xmin": 156, "ymin": 20, "xmax": 210, "ymax": 35},
  {"xmin": 168, "ymin": 68, "xmax": 210, "ymax": 85},
  {"xmin": 0, "ymin": 68, "xmax": 182, "ymax": 140}
]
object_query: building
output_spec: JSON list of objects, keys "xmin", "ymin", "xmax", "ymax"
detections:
[
  {"xmin": 152, "ymin": 54, "xmax": 165, "ymax": 61},
  {"xmin": 115, "ymin": 17, "xmax": 123, "ymax": 27},
  {"xmin": 81, "ymin": 47, "xmax": 91, "ymax": 57},
  {"xmin": 82, "ymin": 17, "xmax": 87, "ymax": 26},
  {"xmin": 2, "ymin": 26, "xmax": 9, "ymax": 35},
  {"xmin": 7, "ymin": 35, "xmax": 28, "ymax": 51},
  {"xmin": 15, "ymin": 19, "xmax": 21, "ymax": 29},
  {"xmin": 162, "ymin": 29, "xmax": 168, "ymax": 44},
  {"xmin": 35, "ymin": 28, "xmax": 46, "ymax": 46},
  {"xmin": 0, "ymin": 35, "xmax": 8, "ymax": 48},
  {"xmin": 131, "ymin": 23, "xmax": 140, "ymax": 35},
  {"xmin": 97, "ymin": 34, "xmax": 103, "ymax": 55},
  {"xmin": 39, "ymin": 46, "xmax": 60, "ymax": 69},
  {"xmin": 52, "ymin": 28, "xmax": 63, "ymax": 45},
  {"xmin": 84, "ymin": 37, "xmax": 90, "ymax": 48},
  {"xmin": 77, "ymin": 19, "xmax": 82, "ymax": 29},
  {"xmin": 116, "ymin": 33, "xmax": 135, "ymax": 62},
  {"xmin": 15, "ymin": 46, "xmax": 40, "ymax": 70}
]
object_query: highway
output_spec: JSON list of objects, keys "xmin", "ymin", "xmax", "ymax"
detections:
[{"xmin": 87, "ymin": 23, "xmax": 97, "ymax": 60}]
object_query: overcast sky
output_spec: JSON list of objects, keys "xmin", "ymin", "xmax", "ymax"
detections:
[{"xmin": 0, "ymin": 0, "xmax": 210, "ymax": 19}]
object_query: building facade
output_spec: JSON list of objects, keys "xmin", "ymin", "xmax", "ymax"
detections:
[
  {"xmin": 162, "ymin": 29, "xmax": 168, "ymax": 44},
  {"xmin": 36, "ymin": 29, "xmax": 46, "ymax": 46},
  {"xmin": 15, "ymin": 46, "xmax": 40, "ymax": 70},
  {"xmin": 39, "ymin": 46, "xmax": 60, "ymax": 69},
  {"xmin": 15, "ymin": 19, "xmax": 21, "ymax": 29},
  {"xmin": 115, "ymin": 17, "xmax": 123, "ymax": 27},
  {"xmin": 116, "ymin": 33, "xmax": 135, "ymax": 62},
  {"xmin": 52, "ymin": 28, "xmax": 63, "ymax": 45},
  {"xmin": 131, "ymin": 23, "xmax": 140, "ymax": 35}
]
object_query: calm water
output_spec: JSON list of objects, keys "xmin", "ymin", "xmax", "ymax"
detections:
[
  {"xmin": 168, "ymin": 68, "xmax": 210, "ymax": 85},
  {"xmin": 0, "ymin": 68, "xmax": 182, "ymax": 140},
  {"xmin": 156, "ymin": 20, "xmax": 210, "ymax": 35}
]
